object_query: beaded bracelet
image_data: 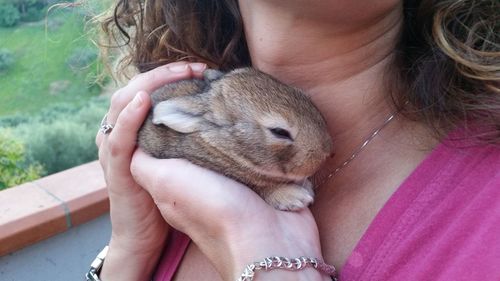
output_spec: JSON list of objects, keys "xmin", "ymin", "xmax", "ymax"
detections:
[{"xmin": 237, "ymin": 256, "xmax": 338, "ymax": 281}]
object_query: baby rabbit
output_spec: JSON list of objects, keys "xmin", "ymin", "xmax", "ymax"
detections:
[{"xmin": 137, "ymin": 68, "xmax": 332, "ymax": 211}]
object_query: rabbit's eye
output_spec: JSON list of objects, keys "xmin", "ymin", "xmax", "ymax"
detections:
[{"xmin": 269, "ymin": 127, "xmax": 293, "ymax": 141}]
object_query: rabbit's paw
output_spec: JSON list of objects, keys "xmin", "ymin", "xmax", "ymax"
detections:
[{"xmin": 265, "ymin": 181, "xmax": 315, "ymax": 211}]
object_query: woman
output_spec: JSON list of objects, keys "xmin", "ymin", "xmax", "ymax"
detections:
[{"xmin": 93, "ymin": 0, "xmax": 500, "ymax": 280}]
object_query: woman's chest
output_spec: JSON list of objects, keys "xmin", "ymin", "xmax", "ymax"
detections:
[{"xmin": 310, "ymin": 180, "xmax": 398, "ymax": 271}]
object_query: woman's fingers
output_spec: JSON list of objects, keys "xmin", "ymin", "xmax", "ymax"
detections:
[{"xmin": 105, "ymin": 91, "xmax": 151, "ymax": 180}]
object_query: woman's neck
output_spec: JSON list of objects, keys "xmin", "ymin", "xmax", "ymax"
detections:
[
  {"xmin": 239, "ymin": 1, "xmax": 403, "ymax": 84},
  {"xmin": 239, "ymin": 0, "xmax": 407, "ymax": 169}
]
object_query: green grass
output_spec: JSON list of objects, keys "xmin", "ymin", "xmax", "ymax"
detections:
[{"xmin": 0, "ymin": 10, "xmax": 103, "ymax": 116}]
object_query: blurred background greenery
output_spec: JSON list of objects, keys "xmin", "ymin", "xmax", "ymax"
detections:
[{"xmin": 0, "ymin": 0, "xmax": 111, "ymax": 189}]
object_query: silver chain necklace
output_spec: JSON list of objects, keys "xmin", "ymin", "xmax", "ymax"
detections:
[{"xmin": 313, "ymin": 112, "xmax": 396, "ymax": 187}]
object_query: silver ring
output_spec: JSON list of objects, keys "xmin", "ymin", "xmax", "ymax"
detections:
[{"xmin": 100, "ymin": 114, "xmax": 114, "ymax": 135}]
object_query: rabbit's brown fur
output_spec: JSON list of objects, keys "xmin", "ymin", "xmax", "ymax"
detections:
[{"xmin": 138, "ymin": 68, "xmax": 332, "ymax": 211}]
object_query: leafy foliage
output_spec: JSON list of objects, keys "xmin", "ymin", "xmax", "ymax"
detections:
[
  {"xmin": 20, "ymin": 5, "xmax": 45, "ymax": 22},
  {"xmin": 0, "ymin": 129, "xmax": 44, "ymax": 190},
  {"xmin": 0, "ymin": 48, "xmax": 15, "ymax": 72},
  {"xmin": 66, "ymin": 47, "xmax": 98, "ymax": 72},
  {"xmin": 0, "ymin": 114, "xmax": 29, "ymax": 127},
  {"xmin": 21, "ymin": 120, "xmax": 97, "ymax": 174},
  {"xmin": 11, "ymin": 96, "xmax": 109, "ymax": 175},
  {"xmin": 0, "ymin": 3, "xmax": 21, "ymax": 27},
  {"xmin": 0, "ymin": 0, "xmax": 49, "ymax": 24}
]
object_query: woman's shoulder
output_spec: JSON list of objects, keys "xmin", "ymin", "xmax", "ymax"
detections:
[
  {"xmin": 341, "ymin": 130, "xmax": 500, "ymax": 281},
  {"xmin": 416, "ymin": 126, "xmax": 500, "ymax": 197},
  {"xmin": 435, "ymin": 126, "xmax": 500, "ymax": 180}
]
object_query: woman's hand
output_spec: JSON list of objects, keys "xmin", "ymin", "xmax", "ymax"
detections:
[
  {"xmin": 130, "ymin": 151, "xmax": 331, "ymax": 281},
  {"xmin": 95, "ymin": 61, "xmax": 207, "ymax": 281}
]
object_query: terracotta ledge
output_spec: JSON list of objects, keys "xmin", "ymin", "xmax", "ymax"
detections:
[{"xmin": 0, "ymin": 161, "xmax": 109, "ymax": 256}]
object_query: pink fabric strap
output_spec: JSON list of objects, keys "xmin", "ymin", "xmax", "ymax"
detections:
[{"xmin": 153, "ymin": 230, "xmax": 191, "ymax": 281}]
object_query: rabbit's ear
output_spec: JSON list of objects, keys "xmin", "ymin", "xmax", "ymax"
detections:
[
  {"xmin": 152, "ymin": 97, "xmax": 211, "ymax": 133},
  {"xmin": 203, "ymin": 69, "xmax": 224, "ymax": 82}
]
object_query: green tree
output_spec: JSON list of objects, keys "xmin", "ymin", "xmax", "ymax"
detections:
[
  {"xmin": 0, "ymin": 129, "xmax": 44, "ymax": 190},
  {"xmin": 12, "ymin": 97, "xmax": 108, "ymax": 175},
  {"xmin": 0, "ymin": 48, "xmax": 15, "ymax": 72},
  {"xmin": 0, "ymin": 0, "xmax": 49, "ymax": 23},
  {"xmin": 1, "ymin": 0, "xmax": 38, "ymax": 14},
  {"xmin": 0, "ymin": 3, "xmax": 21, "ymax": 27}
]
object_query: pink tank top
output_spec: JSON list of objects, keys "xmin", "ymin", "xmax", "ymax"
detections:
[
  {"xmin": 153, "ymin": 130, "xmax": 500, "ymax": 281},
  {"xmin": 153, "ymin": 229, "xmax": 191, "ymax": 281}
]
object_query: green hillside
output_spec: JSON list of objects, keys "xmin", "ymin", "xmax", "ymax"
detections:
[
  {"xmin": 0, "ymin": 11, "xmax": 102, "ymax": 116},
  {"xmin": 0, "ymin": 5, "xmax": 111, "ymax": 189}
]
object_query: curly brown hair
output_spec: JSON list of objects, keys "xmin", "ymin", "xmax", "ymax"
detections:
[{"xmin": 98, "ymin": 0, "xmax": 500, "ymax": 142}]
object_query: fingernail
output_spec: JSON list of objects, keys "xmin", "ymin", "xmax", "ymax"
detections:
[
  {"xmin": 168, "ymin": 64, "xmax": 189, "ymax": 73},
  {"xmin": 132, "ymin": 92, "xmax": 144, "ymax": 108},
  {"xmin": 189, "ymin": 63, "xmax": 207, "ymax": 72}
]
